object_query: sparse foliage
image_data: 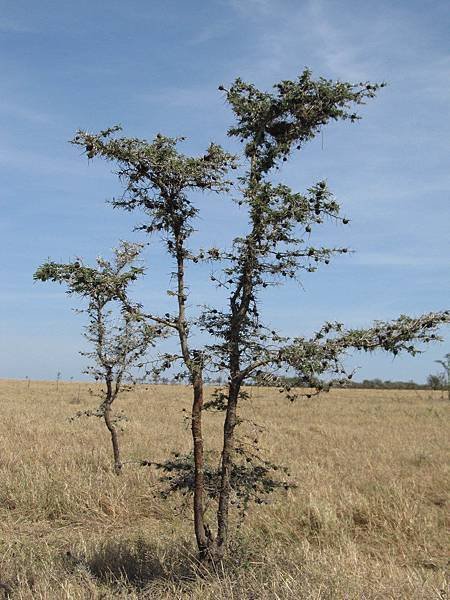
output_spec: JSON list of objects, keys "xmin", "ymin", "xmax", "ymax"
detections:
[
  {"xmin": 34, "ymin": 242, "xmax": 161, "ymax": 474},
  {"xmin": 156, "ymin": 448, "xmax": 293, "ymax": 514}
]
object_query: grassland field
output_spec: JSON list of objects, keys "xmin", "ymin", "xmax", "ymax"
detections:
[{"xmin": 0, "ymin": 380, "xmax": 448, "ymax": 599}]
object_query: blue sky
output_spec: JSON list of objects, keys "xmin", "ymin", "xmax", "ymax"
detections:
[{"xmin": 1, "ymin": 0, "xmax": 448, "ymax": 382}]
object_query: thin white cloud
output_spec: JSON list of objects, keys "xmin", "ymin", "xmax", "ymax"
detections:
[
  {"xmin": 224, "ymin": 0, "xmax": 450, "ymax": 97},
  {"xmin": 305, "ymin": 0, "xmax": 379, "ymax": 80},
  {"xmin": 306, "ymin": 0, "xmax": 450, "ymax": 92},
  {"xmin": 222, "ymin": 0, "xmax": 369, "ymax": 82}
]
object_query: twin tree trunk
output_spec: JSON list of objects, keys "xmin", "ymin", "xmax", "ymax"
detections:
[
  {"xmin": 176, "ymin": 232, "xmax": 242, "ymax": 560},
  {"xmin": 190, "ymin": 288, "xmax": 250, "ymax": 561},
  {"xmin": 191, "ymin": 374, "xmax": 241, "ymax": 561}
]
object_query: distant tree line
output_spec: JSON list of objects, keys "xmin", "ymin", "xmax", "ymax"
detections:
[
  {"xmin": 342, "ymin": 379, "xmax": 430, "ymax": 390},
  {"xmin": 154, "ymin": 371, "xmax": 448, "ymax": 392},
  {"xmin": 245, "ymin": 375, "xmax": 446, "ymax": 391}
]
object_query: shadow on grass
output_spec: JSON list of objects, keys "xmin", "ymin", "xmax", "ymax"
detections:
[
  {"xmin": 65, "ymin": 537, "xmax": 198, "ymax": 590},
  {"xmin": 65, "ymin": 534, "xmax": 257, "ymax": 593}
]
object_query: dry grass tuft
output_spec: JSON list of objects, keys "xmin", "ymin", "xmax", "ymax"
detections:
[{"xmin": 0, "ymin": 380, "xmax": 448, "ymax": 598}]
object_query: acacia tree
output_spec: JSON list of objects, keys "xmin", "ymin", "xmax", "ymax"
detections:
[
  {"xmin": 71, "ymin": 70, "xmax": 449, "ymax": 561},
  {"xmin": 34, "ymin": 242, "xmax": 160, "ymax": 474},
  {"xmin": 194, "ymin": 73, "xmax": 449, "ymax": 559},
  {"xmin": 70, "ymin": 130, "xmax": 236, "ymax": 536}
]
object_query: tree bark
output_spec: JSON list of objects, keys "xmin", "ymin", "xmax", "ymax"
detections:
[
  {"xmin": 104, "ymin": 402, "xmax": 122, "ymax": 475},
  {"xmin": 215, "ymin": 381, "xmax": 240, "ymax": 556},
  {"xmin": 192, "ymin": 372, "xmax": 209, "ymax": 556},
  {"xmin": 213, "ymin": 161, "xmax": 258, "ymax": 557},
  {"xmin": 104, "ymin": 380, "xmax": 122, "ymax": 475}
]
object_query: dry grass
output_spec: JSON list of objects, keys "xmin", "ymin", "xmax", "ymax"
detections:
[{"xmin": 0, "ymin": 379, "xmax": 448, "ymax": 599}]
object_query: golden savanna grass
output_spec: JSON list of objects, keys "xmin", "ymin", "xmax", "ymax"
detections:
[{"xmin": 0, "ymin": 380, "xmax": 448, "ymax": 599}]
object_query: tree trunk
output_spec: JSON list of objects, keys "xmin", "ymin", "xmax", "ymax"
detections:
[
  {"xmin": 212, "ymin": 242, "xmax": 253, "ymax": 559},
  {"xmin": 215, "ymin": 380, "xmax": 240, "ymax": 557},
  {"xmin": 172, "ymin": 230, "xmax": 212, "ymax": 558},
  {"xmin": 191, "ymin": 372, "xmax": 210, "ymax": 557},
  {"xmin": 104, "ymin": 400, "xmax": 122, "ymax": 475}
]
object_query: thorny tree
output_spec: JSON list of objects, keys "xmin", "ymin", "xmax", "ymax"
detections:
[
  {"xmin": 70, "ymin": 129, "xmax": 236, "ymax": 541},
  {"xmin": 71, "ymin": 69, "xmax": 449, "ymax": 561},
  {"xmin": 34, "ymin": 242, "xmax": 160, "ymax": 474}
]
